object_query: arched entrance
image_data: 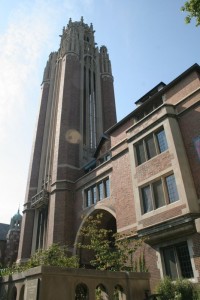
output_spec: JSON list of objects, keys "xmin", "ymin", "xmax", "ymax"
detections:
[{"xmin": 76, "ymin": 209, "xmax": 116, "ymax": 268}]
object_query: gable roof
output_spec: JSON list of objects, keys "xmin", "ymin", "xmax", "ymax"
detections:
[{"xmin": 93, "ymin": 134, "xmax": 109, "ymax": 158}]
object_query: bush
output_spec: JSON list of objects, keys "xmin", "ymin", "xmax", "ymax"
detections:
[
  {"xmin": 0, "ymin": 244, "xmax": 79, "ymax": 276},
  {"xmin": 26, "ymin": 243, "xmax": 79, "ymax": 269},
  {"xmin": 175, "ymin": 278, "xmax": 195, "ymax": 300},
  {"xmin": 156, "ymin": 277, "xmax": 175, "ymax": 300},
  {"xmin": 156, "ymin": 277, "xmax": 199, "ymax": 300}
]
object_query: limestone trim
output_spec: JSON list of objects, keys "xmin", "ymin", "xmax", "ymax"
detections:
[
  {"xmin": 126, "ymin": 104, "xmax": 167, "ymax": 134},
  {"xmin": 129, "ymin": 115, "xmax": 198, "ymax": 229},
  {"xmin": 111, "ymin": 147, "xmax": 129, "ymax": 161},
  {"xmin": 156, "ymin": 236, "xmax": 199, "ymax": 282},
  {"xmin": 117, "ymin": 223, "xmax": 138, "ymax": 233},
  {"xmin": 81, "ymin": 174, "xmax": 111, "ymax": 209},
  {"xmin": 173, "ymin": 86, "xmax": 200, "ymax": 108},
  {"xmin": 177, "ymin": 99, "xmax": 200, "ymax": 116},
  {"xmin": 57, "ymin": 163, "xmax": 81, "ymax": 170},
  {"xmin": 75, "ymin": 166, "xmax": 112, "ymax": 191},
  {"xmin": 110, "ymin": 138, "xmax": 127, "ymax": 151},
  {"xmin": 136, "ymin": 166, "xmax": 174, "ymax": 187},
  {"xmin": 50, "ymin": 179, "xmax": 74, "ymax": 193},
  {"xmin": 188, "ymin": 238, "xmax": 199, "ymax": 283},
  {"xmin": 126, "ymin": 105, "xmax": 176, "ymax": 142},
  {"xmin": 136, "ymin": 197, "xmax": 184, "ymax": 225},
  {"xmin": 1, "ymin": 265, "xmax": 150, "ymax": 300}
]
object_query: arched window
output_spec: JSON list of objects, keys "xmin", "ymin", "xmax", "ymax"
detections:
[
  {"xmin": 114, "ymin": 285, "xmax": 126, "ymax": 300},
  {"xmin": 75, "ymin": 283, "xmax": 88, "ymax": 300},
  {"xmin": 95, "ymin": 284, "xmax": 109, "ymax": 300},
  {"xmin": 19, "ymin": 285, "xmax": 25, "ymax": 300}
]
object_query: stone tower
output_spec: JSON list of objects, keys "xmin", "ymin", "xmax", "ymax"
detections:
[
  {"xmin": 17, "ymin": 18, "xmax": 116, "ymax": 262},
  {"xmin": 5, "ymin": 210, "xmax": 22, "ymax": 266}
]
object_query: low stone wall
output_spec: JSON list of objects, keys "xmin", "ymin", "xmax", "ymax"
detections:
[{"xmin": 0, "ymin": 266, "xmax": 150, "ymax": 300}]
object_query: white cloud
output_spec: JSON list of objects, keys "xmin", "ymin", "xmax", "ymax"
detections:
[
  {"xmin": 0, "ymin": 2, "xmax": 52, "ymax": 141},
  {"xmin": 0, "ymin": 0, "xmax": 95, "ymax": 140},
  {"xmin": 0, "ymin": 0, "xmax": 96, "ymax": 224},
  {"xmin": 0, "ymin": 2, "xmax": 53, "ymax": 223},
  {"xmin": 0, "ymin": 0, "xmax": 75, "ymax": 223}
]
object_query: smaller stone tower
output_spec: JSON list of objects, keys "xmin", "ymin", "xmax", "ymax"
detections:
[{"xmin": 5, "ymin": 210, "xmax": 22, "ymax": 266}]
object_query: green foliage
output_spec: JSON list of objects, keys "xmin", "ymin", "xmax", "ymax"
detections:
[
  {"xmin": 77, "ymin": 213, "xmax": 147, "ymax": 272},
  {"xmin": 181, "ymin": 0, "xmax": 200, "ymax": 26},
  {"xmin": 95, "ymin": 286, "xmax": 103, "ymax": 300},
  {"xmin": 0, "ymin": 244, "xmax": 79, "ymax": 277},
  {"xmin": 132, "ymin": 251, "xmax": 148, "ymax": 273},
  {"xmin": 175, "ymin": 278, "xmax": 197, "ymax": 299},
  {"xmin": 156, "ymin": 276, "xmax": 175, "ymax": 300},
  {"xmin": 156, "ymin": 277, "xmax": 199, "ymax": 300},
  {"xmin": 26, "ymin": 243, "xmax": 79, "ymax": 268},
  {"xmin": 195, "ymin": 286, "xmax": 200, "ymax": 299}
]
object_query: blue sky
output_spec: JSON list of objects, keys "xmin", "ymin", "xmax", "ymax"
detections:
[{"xmin": 0, "ymin": 0, "xmax": 199, "ymax": 224}]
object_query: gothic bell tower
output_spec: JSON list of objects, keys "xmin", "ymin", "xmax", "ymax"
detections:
[{"xmin": 17, "ymin": 17, "xmax": 116, "ymax": 261}]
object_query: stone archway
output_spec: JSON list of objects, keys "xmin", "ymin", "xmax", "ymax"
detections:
[
  {"xmin": 19, "ymin": 285, "xmax": 25, "ymax": 300},
  {"xmin": 76, "ymin": 208, "xmax": 117, "ymax": 268},
  {"xmin": 10, "ymin": 286, "xmax": 17, "ymax": 300}
]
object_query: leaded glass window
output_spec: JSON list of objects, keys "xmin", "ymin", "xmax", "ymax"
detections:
[
  {"xmin": 140, "ymin": 173, "xmax": 179, "ymax": 214},
  {"xmin": 162, "ymin": 242, "xmax": 193, "ymax": 279},
  {"xmin": 166, "ymin": 174, "xmax": 179, "ymax": 203},
  {"xmin": 135, "ymin": 127, "xmax": 168, "ymax": 166}
]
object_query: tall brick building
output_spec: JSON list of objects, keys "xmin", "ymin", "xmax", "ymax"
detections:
[{"xmin": 18, "ymin": 18, "xmax": 200, "ymax": 289}]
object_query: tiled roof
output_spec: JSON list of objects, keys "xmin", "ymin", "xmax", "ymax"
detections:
[{"xmin": 0, "ymin": 223, "xmax": 9, "ymax": 240}]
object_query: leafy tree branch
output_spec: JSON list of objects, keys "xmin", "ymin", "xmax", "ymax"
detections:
[
  {"xmin": 77, "ymin": 213, "xmax": 148, "ymax": 272},
  {"xmin": 181, "ymin": 0, "xmax": 200, "ymax": 26}
]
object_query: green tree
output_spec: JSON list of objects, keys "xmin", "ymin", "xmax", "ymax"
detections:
[
  {"xmin": 181, "ymin": 0, "xmax": 200, "ymax": 26},
  {"xmin": 77, "ymin": 213, "xmax": 147, "ymax": 272}
]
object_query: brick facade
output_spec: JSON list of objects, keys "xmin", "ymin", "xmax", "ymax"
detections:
[{"xmin": 17, "ymin": 18, "xmax": 200, "ymax": 292}]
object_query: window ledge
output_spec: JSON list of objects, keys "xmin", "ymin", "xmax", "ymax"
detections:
[{"xmin": 138, "ymin": 214, "xmax": 199, "ymax": 245}]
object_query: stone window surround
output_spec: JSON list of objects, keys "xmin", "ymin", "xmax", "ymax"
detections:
[
  {"xmin": 84, "ymin": 176, "xmax": 110, "ymax": 208},
  {"xmin": 161, "ymin": 241, "xmax": 194, "ymax": 279},
  {"xmin": 134, "ymin": 126, "xmax": 168, "ymax": 166},
  {"xmin": 140, "ymin": 172, "xmax": 179, "ymax": 215},
  {"xmin": 156, "ymin": 237, "xmax": 198, "ymax": 283},
  {"xmin": 129, "ymin": 116, "xmax": 199, "ymax": 226}
]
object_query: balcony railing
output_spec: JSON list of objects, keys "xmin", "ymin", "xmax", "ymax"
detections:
[{"xmin": 31, "ymin": 189, "xmax": 49, "ymax": 209}]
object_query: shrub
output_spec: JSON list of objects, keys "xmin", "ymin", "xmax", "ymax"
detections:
[
  {"xmin": 156, "ymin": 277, "xmax": 199, "ymax": 300},
  {"xmin": 26, "ymin": 243, "xmax": 79, "ymax": 269},
  {"xmin": 156, "ymin": 277, "xmax": 175, "ymax": 300},
  {"xmin": 0, "ymin": 244, "xmax": 79, "ymax": 277},
  {"xmin": 175, "ymin": 278, "xmax": 196, "ymax": 300}
]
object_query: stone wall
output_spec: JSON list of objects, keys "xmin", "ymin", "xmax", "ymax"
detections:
[{"xmin": 0, "ymin": 266, "xmax": 150, "ymax": 300}]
